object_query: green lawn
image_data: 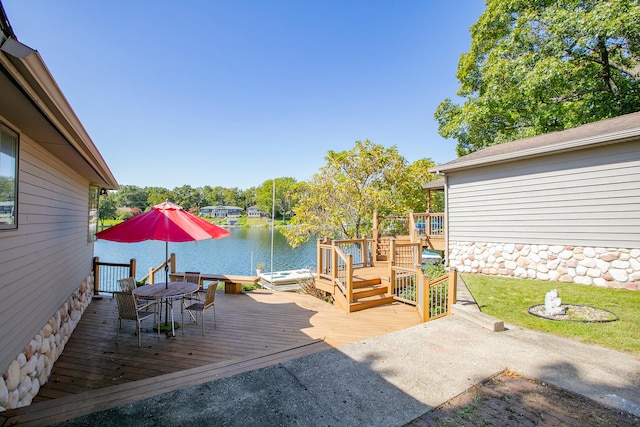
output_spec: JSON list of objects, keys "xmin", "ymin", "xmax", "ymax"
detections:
[{"xmin": 462, "ymin": 274, "xmax": 640, "ymax": 355}]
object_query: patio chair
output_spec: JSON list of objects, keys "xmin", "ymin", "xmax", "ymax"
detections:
[
  {"xmin": 117, "ymin": 277, "xmax": 136, "ymax": 292},
  {"xmin": 182, "ymin": 271, "xmax": 201, "ymax": 322},
  {"xmin": 184, "ymin": 283, "xmax": 217, "ymax": 335},
  {"xmin": 114, "ymin": 291, "xmax": 159, "ymax": 347}
]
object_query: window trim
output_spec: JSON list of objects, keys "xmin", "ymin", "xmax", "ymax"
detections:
[{"xmin": 0, "ymin": 122, "xmax": 18, "ymax": 230}]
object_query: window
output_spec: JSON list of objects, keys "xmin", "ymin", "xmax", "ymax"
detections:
[
  {"xmin": 0, "ymin": 123, "xmax": 18, "ymax": 229},
  {"xmin": 88, "ymin": 185, "xmax": 99, "ymax": 241}
]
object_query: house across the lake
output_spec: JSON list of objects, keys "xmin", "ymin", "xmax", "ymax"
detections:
[
  {"xmin": 200, "ymin": 205, "xmax": 244, "ymax": 217},
  {"xmin": 431, "ymin": 111, "xmax": 640, "ymax": 291},
  {"xmin": 0, "ymin": 5, "xmax": 118, "ymax": 410}
]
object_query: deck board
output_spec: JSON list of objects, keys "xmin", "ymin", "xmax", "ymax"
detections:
[{"xmin": 31, "ymin": 288, "xmax": 420, "ymax": 403}]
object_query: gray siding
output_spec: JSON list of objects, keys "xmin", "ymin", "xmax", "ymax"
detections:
[
  {"xmin": 447, "ymin": 140, "xmax": 640, "ymax": 248},
  {"xmin": 0, "ymin": 135, "xmax": 93, "ymax": 372}
]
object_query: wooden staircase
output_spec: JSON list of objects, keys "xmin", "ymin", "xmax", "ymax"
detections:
[{"xmin": 315, "ymin": 264, "xmax": 395, "ymax": 313}]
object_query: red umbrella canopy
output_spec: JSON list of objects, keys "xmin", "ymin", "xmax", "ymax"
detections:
[{"xmin": 95, "ymin": 201, "xmax": 231, "ymax": 243}]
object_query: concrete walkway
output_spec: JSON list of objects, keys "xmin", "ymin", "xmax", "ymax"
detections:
[{"xmin": 56, "ymin": 300, "xmax": 640, "ymax": 425}]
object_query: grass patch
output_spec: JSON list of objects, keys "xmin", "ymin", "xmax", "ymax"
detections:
[{"xmin": 462, "ymin": 274, "xmax": 640, "ymax": 354}]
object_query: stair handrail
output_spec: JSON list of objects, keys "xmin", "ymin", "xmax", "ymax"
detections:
[{"xmin": 140, "ymin": 253, "xmax": 176, "ymax": 284}]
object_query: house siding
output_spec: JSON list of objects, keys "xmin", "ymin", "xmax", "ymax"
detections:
[
  {"xmin": 447, "ymin": 140, "xmax": 640, "ymax": 248},
  {"xmin": 0, "ymin": 134, "xmax": 93, "ymax": 378}
]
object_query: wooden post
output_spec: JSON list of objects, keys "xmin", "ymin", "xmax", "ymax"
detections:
[
  {"xmin": 346, "ymin": 253, "xmax": 353, "ymax": 304},
  {"xmin": 129, "ymin": 258, "xmax": 136, "ymax": 279},
  {"xmin": 170, "ymin": 253, "xmax": 176, "ymax": 274},
  {"xmin": 372, "ymin": 210, "xmax": 379, "ymax": 262},
  {"xmin": 387, "ymin": 238, "xmax": 395, "ymax": 295},
  {"xmin": 331, "ymin": 240, "xmax": 338, "ymax": 284},
  {"xmin": 149, "ymin": 268, "xmax": 155, "ymax": 284},
  {"xmin": 361, "ymin": 236, "xmax": 368, "ymax": 267},
  {"xmin": 92, "ymin": 256, "xmax": 100, "ymax": 296},
  {"xmin": 421, "ymin": 270, "xmax": 429, "ymax": 322},
  {"xmin": 447, "ymin": 267, "xmax": 457, "ymax": 313},
  {"xmin": 316, "ymin": 238, "xmax": 322, "ymax": 277}
]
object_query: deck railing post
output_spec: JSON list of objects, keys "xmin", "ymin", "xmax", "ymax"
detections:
[
  {"xmin": 316, "ymin": 238, "xmax": 322, "ymax": 277},
  {"xmin": 170, "ymin": 253, "xmax": 176, "ymax": 274},
  {"xmin": 387, "ymin": 238, "xmax": 395, "ymax": 295},
  {"xmin": 92, "ymin": 256, "xmax": 100, "ymax": 296},
  {"xmin": 346, "ymin": 253, "xmax": 353, "ymax": 303},
  {"xmin": 447, "ymin": 267, "xmax": 457, "ymax": 313},
  {"xmin": 149, "ymin": 267, "xmax": 155, "ymax": 284},
  {"xmin": 129, "ymin": 258, "xmax": 136, "ymax": 279},
  {"xmin": 331, "ymin": 240, "xmax": 338, "ymax": 284}
]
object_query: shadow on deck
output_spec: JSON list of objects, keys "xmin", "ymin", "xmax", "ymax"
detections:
[{"xmin": 0, "ymin": 289, "xmax": 420, "ymax": 425}]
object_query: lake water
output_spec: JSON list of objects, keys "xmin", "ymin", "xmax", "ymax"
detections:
[{"xmin": 94, "ymin": 228, "xmax": 316, "ymax": 280}]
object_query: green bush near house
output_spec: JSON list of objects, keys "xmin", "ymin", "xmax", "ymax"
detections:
[{"xmin": 462, "ymin": 274, "xmax": 640, "ymax": 354}]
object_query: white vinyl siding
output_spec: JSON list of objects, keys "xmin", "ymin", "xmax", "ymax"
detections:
[
  {"xmin": 447, "ymin": 140, "xmax": 640, "ymax": 248},
  {"xmin": 0, "ymin": 135, "xmax": 93, "ymax": 372}
]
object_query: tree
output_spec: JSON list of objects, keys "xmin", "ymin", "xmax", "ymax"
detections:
[
  {"xmin": 283, "ymin": 140, "xmax": 407, "ymax": 247},
  {"xmin": 172, "ymin": 185, "xmax": 203, "ymax": 211},
  {"xmin": 435, "ymin": 0, "xmax": 640, "ymax": 156},
  {"xmin": 114, "ymin": 185, "xmax": 148, "ymax": 210},
  {"xmin": 144, "ymin": 186, "xmax": 173, "ymax": 207},
  {"xmin": 97, "ymin": 192, "xmax": 117, "ymax": 226},
  {"xmin": 255, "ymin": 177, "xmax": 301, "ymax": 221}
]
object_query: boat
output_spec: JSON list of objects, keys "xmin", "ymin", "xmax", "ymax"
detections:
[
  {"xmin": 422, "ymin": 250, "xmax": 442, "ymax": 264},
  {"xmin": 258, "ymin": 269, "xmax": 316, "ymax": 292}
]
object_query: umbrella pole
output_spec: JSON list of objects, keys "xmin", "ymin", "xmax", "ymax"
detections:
[{"xmin": 165, "ymin": 241, "xmax": 169, "ymax": 325}]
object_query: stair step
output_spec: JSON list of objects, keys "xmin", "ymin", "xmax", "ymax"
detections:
[
  {"xmin": 353, "ymin": 285, "xmax": 388, "ymax": 299},
  {"xmin": 349, "ymin": 294, "xmax": 395, "ymax": 312}
]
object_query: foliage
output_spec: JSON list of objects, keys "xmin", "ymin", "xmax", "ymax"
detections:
[
  {"xmin": 436, "ymin": 0, "xmax": 640, "ymax": 156},
  {"xmin": 255, "ymin": 177, "xmax": 302, "ymax": 221},
  {"xmin": 283, "ymin": 140, "xmax": 439, "ymax": 247},
  {"xmin": 97, "ymin": 192, "xmax": 117, "ymax": 225},
  {"xmin": 423, "ymin": 261, "xmax": 446, "ymax": 280},
  {"xmin": 463, "ymin": 274, "xmax": 640, "ymax": 354},
  {"xmin": 114, "ymin": 185, "xmax": 148, "ymax": 210}
]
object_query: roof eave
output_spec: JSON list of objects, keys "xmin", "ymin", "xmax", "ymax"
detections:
[{"xmin": 430, "ymin": 127, "xmax": 640, "ymax": 174}]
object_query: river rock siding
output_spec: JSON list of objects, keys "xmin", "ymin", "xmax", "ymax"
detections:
[
  {"xmin": 0, "ymin": 276, "xmax": 93, "ymax": 410},
  {"xmin": 432, "ymin": 112, "xmax": 640, "ymax": 290}
]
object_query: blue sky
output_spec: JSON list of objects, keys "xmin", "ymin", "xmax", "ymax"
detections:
[{"xmin": 3, "ymin": 1, "xmax": 485, "ymax": 190}]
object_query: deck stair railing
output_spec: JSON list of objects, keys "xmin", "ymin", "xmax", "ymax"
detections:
[
  {"xmin": 417, "ymin": 268, "xmax": 457, "ymax": 322},
  {"xmin": 92, "ymin": 257, "xmax": 136, "ymax": 295},
  {"xmin": 317, "ymin": 237, "xmax": 371, "ymax": 303},
  {"xmin": 141, "ymin": 253, "xmax": 177, "ymax": 284},
  {"xmin": 388, "ymin": 239, "xmax": 422, "ymax": 301}
]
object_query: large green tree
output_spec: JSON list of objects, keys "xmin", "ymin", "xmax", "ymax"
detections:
[
  {"xmin": 114, "ymin": 185, "xmax": 148, "ymax": 210},
  {"xmin": 436, "ymin": 0, "xmax": 640, "ymax": 156},
  {"xmin": 283, "ymin": 140, "xmax": 415, "ymax": 247},
  {"xmin": 255, "ymin": 177, "xmax": 301, "ymax": 220}
]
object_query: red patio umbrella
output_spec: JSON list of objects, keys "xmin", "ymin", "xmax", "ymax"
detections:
[{"xmin": 96, "ymin": 201, "xmax": 231, "ymax": 287}]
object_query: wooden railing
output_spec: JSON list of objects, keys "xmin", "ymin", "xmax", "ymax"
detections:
[
  {"xmin": 411, "ymin": 212, "xmax": 445, "ymax": 238},
  {"xmin": 416, "ymin": 269, "xmax": 457, "ymax": 322},
  {"xmin": 92, "ymin": 257, "xmax": 136, "ymax": 295},
  {"xmin": 389, "ymin": 239, "xmax": 422, "ymax": 301},
  {"xmin": 140, "ymin": 253, "xmax": 177, "ymax": 284},
  {"xmin": 317, "ymin": 237, "xmax": 372, "ymax": 304}
]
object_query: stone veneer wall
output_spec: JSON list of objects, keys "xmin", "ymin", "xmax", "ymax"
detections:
[
  {"xmin": 449, "ymin": 242, "xmax": 640, "ymax": 291},
  {"xmin": 0, "ymin": 275, "xmax": 93, "ymax": 411}
]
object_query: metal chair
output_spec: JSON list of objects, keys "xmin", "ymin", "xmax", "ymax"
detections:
[
  {"xmin": 114, "ymin": 292, "xmax": 159, "ymax": 347},
  {"xmin": 185, "ymin": 284, "xmax": 217, "ymax": 335}
]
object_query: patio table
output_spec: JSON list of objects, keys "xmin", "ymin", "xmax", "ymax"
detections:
[{"xmin": 133, "ymin": 281, "xmax": 199, "ymax": 336}]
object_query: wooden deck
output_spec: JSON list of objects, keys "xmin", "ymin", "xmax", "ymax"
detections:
[{"xmin": 34, "ymin": 288, "xmax": 420, "ymax": 403}]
